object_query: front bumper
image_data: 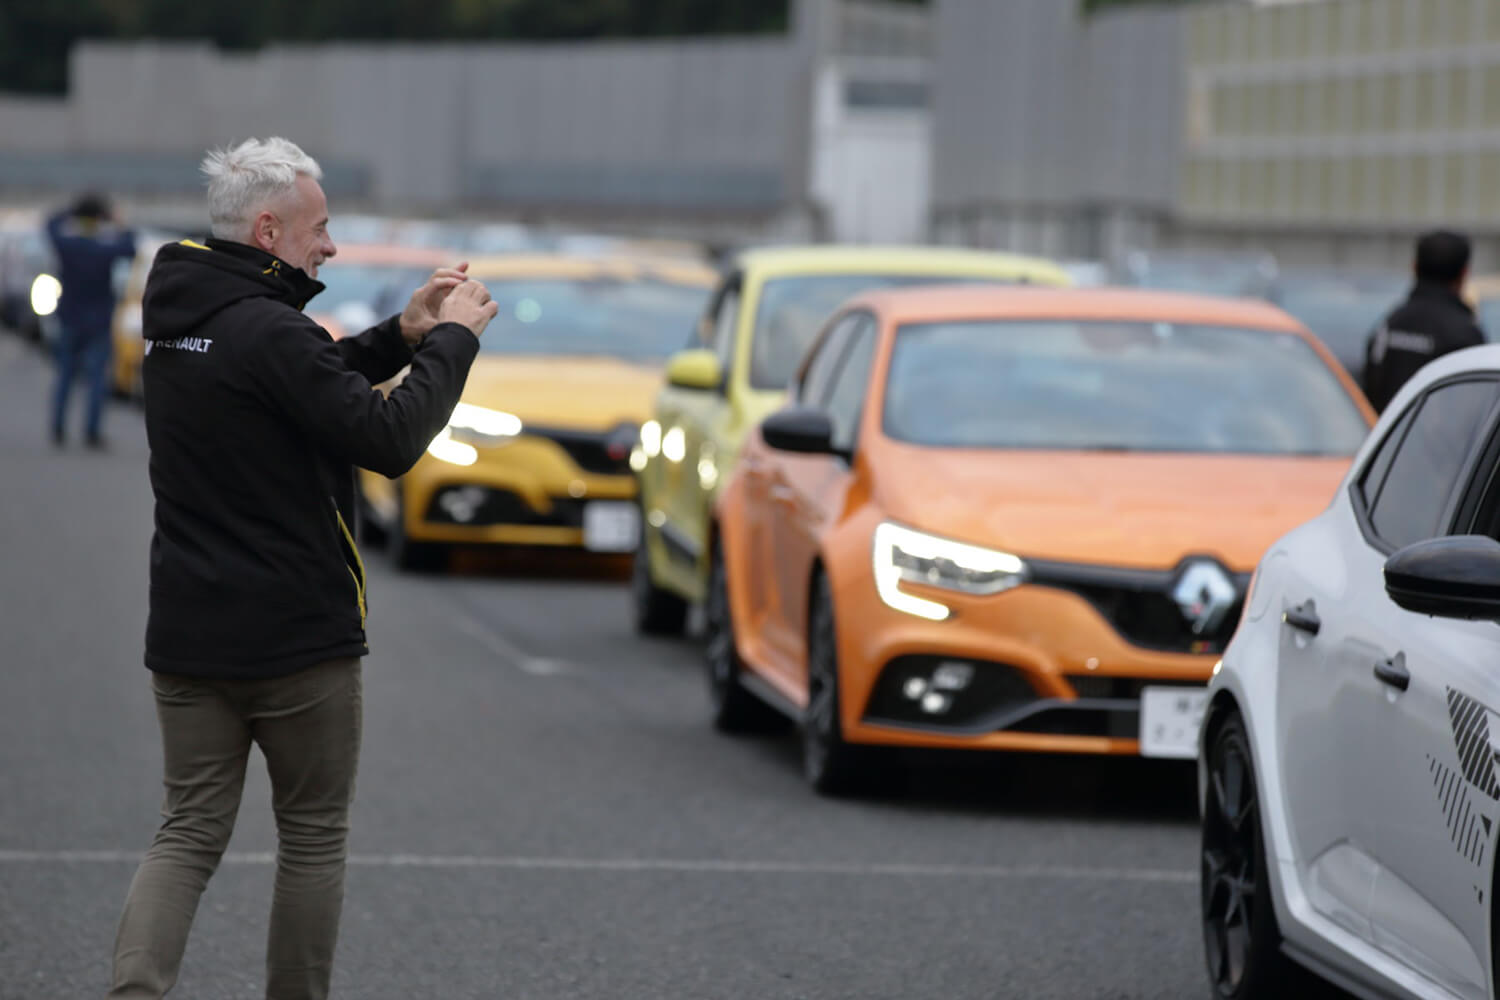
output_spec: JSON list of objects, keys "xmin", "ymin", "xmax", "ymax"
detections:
[
  {"xmin": 401, "ymin": 430, "xmax": 636, "ymax": 549},
  {"xmin": 835, "ymin": 560, "xmax": 1226, "ymax": 756}
]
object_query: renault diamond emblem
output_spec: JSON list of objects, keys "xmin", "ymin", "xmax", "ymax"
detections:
[{"xmin": 1172, "ymin": 561, "xmax": 1238, "ymax": 636}]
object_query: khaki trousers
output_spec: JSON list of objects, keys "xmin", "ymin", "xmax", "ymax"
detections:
[{"xmin": 109, "ymin": 657, "xmax": 362, "ymax": 1000}]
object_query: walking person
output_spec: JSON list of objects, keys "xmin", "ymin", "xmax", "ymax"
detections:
[
  {"xmin": 1363, "ymin": 230, "xmax": 1486, "ymax": 412},
  {"xmin": 44, "ymin": 192, "xmax": 136, "ymax": 447},
  {"xmin": 109, "ymin": 136, "xmax": 497, "ymax": 1000}
]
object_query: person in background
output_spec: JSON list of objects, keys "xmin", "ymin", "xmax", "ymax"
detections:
[
  {"xmin": 44, "ymin": 192, "xmax": 137, "ymax": 448},
  {"xmin": 1363, "ymin": 230, "xmax": 1486, "ymax": 413}
]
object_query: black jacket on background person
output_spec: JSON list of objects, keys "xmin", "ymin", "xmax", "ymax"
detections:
[
  {"xmin": 1362, "ymin": 282, "xmax": 1485, "ymax": 412},
  {"xmin": 140, "ymin": 238, "xmax": 478, "ymax": 679}
]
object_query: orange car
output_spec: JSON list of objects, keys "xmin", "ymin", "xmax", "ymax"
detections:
[{"xmin": 710, "ymin": 286, "xmax": 1375, "ymax": 793}]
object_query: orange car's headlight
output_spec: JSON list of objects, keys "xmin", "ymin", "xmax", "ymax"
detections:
[{"xmin": 871, "ymin": 521, "xmax": 1028, "ymax": 622}]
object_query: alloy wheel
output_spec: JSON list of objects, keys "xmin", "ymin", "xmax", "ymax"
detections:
[{"xmin": 1202, "ymin": 722, "xmax": 1261, "ymax": 996}]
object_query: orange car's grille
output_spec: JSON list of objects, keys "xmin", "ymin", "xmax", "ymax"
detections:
[{"xmin": 1028, "ymin": 559, "xmax": 1250, "ymax": 656}]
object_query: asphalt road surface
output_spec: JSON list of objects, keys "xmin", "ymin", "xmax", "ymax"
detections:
[{"xmin": 0, "ymin": 334, "xmax": 1214, "ymax": 999}]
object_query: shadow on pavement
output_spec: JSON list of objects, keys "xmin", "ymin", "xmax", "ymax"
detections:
[{"xmin": 732, "ymin": 733, "xmax": 1201, "ymax": 826}]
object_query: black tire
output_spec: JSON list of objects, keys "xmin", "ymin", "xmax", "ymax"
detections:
[
  {"xmin": 705, "ymin": 544, "xmax": 785, "ymax": 733},
  {"xmin": 388, "ymin": 487, "xmax": 445, "ymax": 573},
  {"xmin": 632, "ymin": 516, "xmax": 687, "ymax": 636},
  {"xmin": 803, "ymin": 572, "xmax": 870, "ymax": 795},
  {"xmin": 1201, "ymin": 711, "xmax": 1299, "ymax": 998}
]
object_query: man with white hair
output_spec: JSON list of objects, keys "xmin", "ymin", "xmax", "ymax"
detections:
[{"xmin": 108, "ymin": 136, "xmax": 497, "ymax": 1000}]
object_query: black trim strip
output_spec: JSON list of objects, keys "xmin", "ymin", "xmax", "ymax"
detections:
[{"xmin": 863, "ymin": 696, "xmax": 1144, "ymax": 738}]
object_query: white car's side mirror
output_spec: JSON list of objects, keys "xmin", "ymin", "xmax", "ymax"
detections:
[{"xmin": 1384, "ymin": 535, "xmax": 1500, "ymax": 621}]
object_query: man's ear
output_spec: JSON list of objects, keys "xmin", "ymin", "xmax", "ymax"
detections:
[{"xmin": 252, "ymin": 210, "xmax": 279, "ymax": 252}]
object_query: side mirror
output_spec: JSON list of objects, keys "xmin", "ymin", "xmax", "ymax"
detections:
[
  {"xmin": 665, "ymin": 349, "xmax": 723, "ymax": 391},
  {"xmin": 1384, "ymin": 535, "xmax": 1500, "ymax": 621},
  {"xmin": 761, "ymin": 406, "xmax": 838, "ymax": 455}
]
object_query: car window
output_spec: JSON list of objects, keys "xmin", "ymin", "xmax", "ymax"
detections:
[
  {"xmin": 711, "ymin": 281, "xmax": 741, "ymax": 372},
  {"xmin": 1367, "ymin": 378, "xmax": 1500, "ymax": 550},
  {"xmin": 1356, "ymin": 404, "xmax": 1416, "ymax": 511},
  {"xmin": 824, "ymin": 318, "xmax": 878, "ymax": 453},
  {"xmin": 798, "ymin": 313, "xmax": 858, "ymax": 404},
  {"xmin": 476, "ymin": 277, "xmax": 713, "ymax": 363},
  {"xmin": 881, "ymin": 319, "xmax": 1368, "ymax": 454}
]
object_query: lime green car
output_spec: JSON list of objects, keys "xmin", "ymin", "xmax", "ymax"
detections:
[{"xmin": 629, "ymin": 244, "xmax": 1072, "ymax": 634}]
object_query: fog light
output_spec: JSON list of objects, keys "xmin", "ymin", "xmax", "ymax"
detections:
[
  {"xmin": 438, "ymin": 486, "xmax": 486, "ymax": 523},
  {"xmin": 902, "ymin": 677, "xmax": 928, "ymax": 701},
  {"xmin": 920, "ymin": 692, "xmax": 952, "ymax": 714},
  {"xmin": 931, "ymin": 661, "xmax": 974, "ymax": 691}
]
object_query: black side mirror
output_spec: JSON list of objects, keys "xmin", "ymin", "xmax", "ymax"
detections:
[
  {"xmin": 1384, "ymin": 535, "xmax": 1500, "ymax": 621},
  {"xmin": 761, "ymin": 407, "xmax": 838, "ymax": 456}
]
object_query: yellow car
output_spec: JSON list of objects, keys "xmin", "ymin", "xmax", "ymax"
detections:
[
  {"xmin": 111, "ymin": 231, "xmax": 178, "ymax": 399},
  {"xmin": 358, "ymin": 253, "xmax": 718, "ymax": 569},
  {"xmin": 629, "ymin": 244, "xmax": 1072, "ymax": 635}
]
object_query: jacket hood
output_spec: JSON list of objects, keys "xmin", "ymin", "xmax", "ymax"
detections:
[{"xmin": 142, "ymin": 238, "xmax": 324, "ymax": 341}]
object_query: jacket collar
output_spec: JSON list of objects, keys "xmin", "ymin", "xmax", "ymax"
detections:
[
  {"xmin": 1409, "ymin": 280, "xmax": 1474, "ymax": 315},
  {"xmin": 205, "ymin": 238, "xmax": 325, "ymax": 310}
]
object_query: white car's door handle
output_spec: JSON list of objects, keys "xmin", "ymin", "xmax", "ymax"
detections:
[
  {"xmin": 1281, "ymin": 600, "xmax": 1321, "ymax": 636},
  {"xmin": 1373, "ymin": 652, "xmax": 1410, "ymax": 692}
]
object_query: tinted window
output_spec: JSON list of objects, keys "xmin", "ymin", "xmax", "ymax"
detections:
[
  {"xmin": 882, "ymin": 320, "xmax": 1369, "ymax": 455},
  {"xmin": 711, "ymin": 282, "xmax": 741, "ymax": 370},
  {"xmin": 1357, "ymin": 405, "xmax": 1416, "ymax": 510},
  {"xmin": 825, "ymin": 321, "xmax": 877, "ymax": 452},
  {"xmin": 478, "ymin": 277, "xmax": 712, "ymax": 363},
  {"xmin": 749, "ymin": 273, "xmax": 1006, "ymax": 391},
  {"xmin": 1368, "ymin": 379, "xmax": 1499, "ymax": 549},
  {"xmin": 798, "ymin": 314, "xmax": 858, "ymax": 405}
]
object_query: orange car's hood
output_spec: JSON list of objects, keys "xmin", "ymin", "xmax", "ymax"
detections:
[
  {"xmin": 875, "ymin": 447, "xmax": 1350, "ymax": 571},
  {"xmin": 459, "ymin": 355, "xmax": 663, "ymax": 430}
]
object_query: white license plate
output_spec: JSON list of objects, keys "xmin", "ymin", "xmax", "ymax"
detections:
[
  {"xmin": 1139, "ymin": 686, "xmax": 1209, "ymax": 759},
  {"xmin": 582, "ymin": 501, "xmax": 640, "ymax": 553}
]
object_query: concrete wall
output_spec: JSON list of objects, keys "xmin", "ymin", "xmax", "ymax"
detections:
[{"xmin": 0, "ymin": 33, "xmax": 815, "ymax": 233}]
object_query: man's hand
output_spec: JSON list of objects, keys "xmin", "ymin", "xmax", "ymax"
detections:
[
  {"xmin": 436, "ymin": 278, "xmax": 499, "ymax": 338},
  {"xmin": 399, "ymin": 263, "xmax": 472, "ymax": 346}
]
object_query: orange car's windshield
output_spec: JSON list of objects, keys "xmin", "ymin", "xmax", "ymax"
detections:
[
  {"xmin": 751, "ymin": 274, "xmax": 1006, "ymax": 390},
  {"xmin": 882, "ymin": 320, "xmax": 1370, "ymax": 456}
]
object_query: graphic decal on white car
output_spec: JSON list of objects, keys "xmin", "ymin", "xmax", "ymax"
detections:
[{"xmin": 1446, "ymin": 688, "xmax": 1500, "ymax": 800}]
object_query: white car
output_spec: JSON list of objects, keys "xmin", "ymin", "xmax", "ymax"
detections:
[{"xmin": 1202, "ymin": 345, "xmax": 1500, "ymax": 1000}]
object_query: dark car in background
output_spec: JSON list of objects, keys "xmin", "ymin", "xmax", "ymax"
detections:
[
  {"xmin": 1267, "ymin": 269, "xmax": 1408, "ymax": 384},
  {"xmin": 1115, "ymin": 248, "xmax": 1279, "ymax": 300}
]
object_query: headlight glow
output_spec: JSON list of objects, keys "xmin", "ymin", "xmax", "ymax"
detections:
[
  {"xmin": 426, "ymin": 428, "xmax": 478, "ymax": 466},
  {"xmin": 30, "ymin": 274, "xmax": 61, "ymax": 317},
  {"xmin": 872, "ymin": 522, "xmax": 1027, "ymax": 621},
  {"xmin": 640, "ymin": 419, "xmax": 662, "ymax": 458},
  {"xmin": 446, "ymin": 403, "xmax": 522, "ymax": 447},
  {"xmin": 662, "ymin": 426, "xmax": 686, "ymax": 463}
]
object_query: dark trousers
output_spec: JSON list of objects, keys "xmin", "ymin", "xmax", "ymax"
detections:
[
  {"xmin": 51, "ymin": 322, "xmax": 112, "ymax": 440},
  {"xmin": 109, "ymin": 658, "xmax": 363, "ymax": 1000}
]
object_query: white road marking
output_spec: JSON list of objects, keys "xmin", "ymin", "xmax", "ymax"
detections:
[
  {"xmin": 0, "ymin": 849, "xmax": 1193, "ymax": 883},
  {"xmin": 445, "ymin": 605, "xmax": 574, "ymax": 676}
]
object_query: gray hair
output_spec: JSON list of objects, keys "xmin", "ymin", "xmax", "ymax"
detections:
[{"xmin": 201, "ymin": 137, "xmax": 323, "ymax": 241}]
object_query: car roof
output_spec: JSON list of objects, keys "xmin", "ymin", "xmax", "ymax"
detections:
[
  {"xmin": 323, "ymin": 243, "xmax": 455, "ymax": 267},
  {"xmin": 842, "ymin": 284, "xmax": 1309, "ymax": 333},
  {"xmin": 732, "ymin": 244, "xmax": 1070, "ymax": 285},
  {"xmin": 463, "ymin": 253, "xmax": 718, "ymax": 286}
]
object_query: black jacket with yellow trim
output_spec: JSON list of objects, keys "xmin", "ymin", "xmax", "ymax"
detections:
[{"xmin": 140, "ymin": 238, "xmax": 478, "ymax": 679}]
